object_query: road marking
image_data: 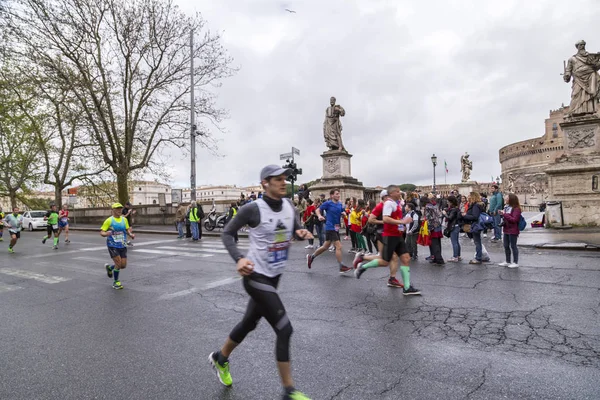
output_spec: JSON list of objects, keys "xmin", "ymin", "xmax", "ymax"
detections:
[
  {"xmin": 25, "ymin": 239, "xmax": 181, "ymax": 258},
  {"xmin": 133, "ymin": 249, "xmax": 213, "ymax": 258},
  {"xmin": 0, "ymin": 268, "xmax": 70, "ymax": 284},
  {"xmin": 159, "ymin": 276, "xmax": 240, "ymax": 300},
  {"xmin": 0, "ymin": 282, "xmax": 23, "ymax": 293},
  {"xmin": 157, "ymin": 246, "xmax": 228, "ymax": 254}
]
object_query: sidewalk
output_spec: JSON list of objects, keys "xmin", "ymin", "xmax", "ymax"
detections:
[{"xmin": 68, "ymin": 223, "xmax": 600, "ymax": 251}]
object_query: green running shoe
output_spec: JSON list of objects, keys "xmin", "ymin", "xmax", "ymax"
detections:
[
  {"xmin": 283, "ymin": 390, "xmax": 311, "ymax": 400},
  {"xmin": 8, "ymin": 247, "xmax": 14, "ymax": 253},
  {"xmin": 105, "ymin": 264, "xmax": 113, "ymax": 278},
  {"xmin": 112, "ymin": 281, "xmax": 123, "ymax": 290},
  {"xmin": 209, "ymin": 352, "xmax": 232, "ymax": 387}
]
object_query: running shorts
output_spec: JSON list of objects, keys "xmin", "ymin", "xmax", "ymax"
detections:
[
  {"xmin": 47, "ymin": 224, "xmax": 59, "ymax": 235},
  {"xmin": 381, "ymin": 236, "xmax": 409, "ymax": 262},
  {"xmin": 325, "ymin": 230, "xmax": 340, "ymax": 242},
  {"xmin": 108, "ymin": 246, "xmax": 127, "ymax": 259},
  {"xmin": 58, "ymin": 220, "xmax": 68, "ymax": 229},
  {"xmin": 9, "ymin": 230, "xmax": 20, "ymax": 239}
]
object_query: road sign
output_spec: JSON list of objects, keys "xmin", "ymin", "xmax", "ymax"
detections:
[
  {"xmin": 292, "ymin": 147, "xmax": 300, "ymax": 155},
  {"xmin": 280, "ymin": 152, "xmax": 293, "ymax": 160}
]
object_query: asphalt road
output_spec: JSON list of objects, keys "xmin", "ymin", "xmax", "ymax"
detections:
[{"xmin": 0, "ymin": 230, "xmax": 599, "ymax": 400}]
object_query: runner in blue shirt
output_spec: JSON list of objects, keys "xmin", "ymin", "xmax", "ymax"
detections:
[{"xmin": 306, "ymin": 188, "xmax": 350, "ymax": 273}]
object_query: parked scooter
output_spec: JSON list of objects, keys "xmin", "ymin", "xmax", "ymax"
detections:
[{"xmin": 204, "ymin": 207, "xmax": 227, "ymax": 231}]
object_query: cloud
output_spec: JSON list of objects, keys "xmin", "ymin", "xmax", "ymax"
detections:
[{"xmin": 165, "ymin": 0, "xmax": 600, "ymax": 189}]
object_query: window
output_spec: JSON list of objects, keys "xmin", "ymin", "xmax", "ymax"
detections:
[
  {"xmin": 139, "ymin": 187, "xmax": 142, "ymax": 191},
  {"xmin": 593, "ymin": 175, "xmax": 599, "ymax": 191},
  {"xmin": 165, "ymin": 189, "xmax": 168, "ymax": 192},
  {"xmin": 552, "ymin": 123, "xmax": 558, "ymax": 138},
  {"xmin": 153, "ymin": 199, "xmax": 157, "ymax": 204}
]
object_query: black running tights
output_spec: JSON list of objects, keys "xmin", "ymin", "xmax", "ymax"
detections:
[{"xmin": 229, "ymin": 273, "xmax": 293, "ymax": 362}]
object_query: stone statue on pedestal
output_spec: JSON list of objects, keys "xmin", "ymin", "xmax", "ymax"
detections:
[
  {"xmin": 323, "ymin": 96, "xmax": 346, "ymax": 151},
  {"xmin": 460, "ymin": 152, "xmax": 472, "ymax": 182},
  {"xmin": 563, "ymin": 40, "xmax": 600, "ymax": 118},
  {"xmin": 507, "ymin": 173, "xmax": 516, "ymax": 193}
]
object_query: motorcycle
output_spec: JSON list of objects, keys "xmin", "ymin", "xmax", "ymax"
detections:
[{"xmin": 203, "ymin": 208, "xmax": 227, "ymax": 231}]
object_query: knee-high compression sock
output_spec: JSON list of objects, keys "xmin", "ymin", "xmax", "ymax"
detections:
[
  {"xmin": 113, "ymin": 269, "xmax": 120, "ymax": 282},
  {"xmin": 400, "ymin": 266, "xmax": 410, "ymax": 288},
  {"xmin": 53, "ymin": 237, "xmax": 59, "ymax": 246},
  {"xmin": 362, "ymin": 259, "xmax": 380, "ymax": 269}
]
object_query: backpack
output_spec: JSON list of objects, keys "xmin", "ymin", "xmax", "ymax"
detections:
[{"xmin": 518, "ymin": 214, "xmax": 527, "ymax": 231}]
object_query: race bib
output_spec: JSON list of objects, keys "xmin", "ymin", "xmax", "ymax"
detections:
[
  {"xmin": 52, "ymin": 224, "xmax": 58, "ymax": 230},
  {"xmin": 112, "ymin": 232, "xmax": 125, "ymax": 244},
  {"xmin": 334, "ymin": 224, "xmax": 340, "ymax": 232},
  {"xmin": 267, "ymin": 241, "xmax": 289, "ymax": 270}
]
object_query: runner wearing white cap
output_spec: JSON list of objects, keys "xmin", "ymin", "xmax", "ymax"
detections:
[{"xmin": 209, "ymin": 165, "xmax": 313, "ymax": 400}]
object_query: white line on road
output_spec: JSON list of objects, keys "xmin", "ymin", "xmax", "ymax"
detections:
[
  {"xmin": 157, "ymin": 246, "xmax": 228, "ymax": 254},
  {"xmin": 158, "ymin": 276, "xmax": 240, "ymax": 300},
  {"xmin": 133, "ymin": 249, "xmax": 213, "ymax": 258},
  {"xmin": 25, "ymin": 239, "xmax": 181, "ymax": 259},
  {"xmin": 0, "ymin": 282, "xmax": 23, "ymax": 293},
  {"xmin": 0, "ymin": 268, "xmax": 70, "ymax": 284}
]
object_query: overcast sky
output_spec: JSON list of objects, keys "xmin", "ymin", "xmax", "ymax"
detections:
[{"xmin": 166, "ymin": 0, "xmax": 600, "ymax": 190}]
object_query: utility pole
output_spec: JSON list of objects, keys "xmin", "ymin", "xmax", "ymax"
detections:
[{"xmin": 190, "ymin": 29, "xmax": 196, "ymax": 201}]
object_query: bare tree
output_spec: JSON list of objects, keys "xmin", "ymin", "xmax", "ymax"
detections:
[{"xmin": 4, "ymin": 0, "xmax": 234, "ymax": 203}]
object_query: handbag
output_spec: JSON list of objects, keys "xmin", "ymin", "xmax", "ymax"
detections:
[{"xmin": 443, "ymin": 225, "xmax": 452, "ymax": 238}]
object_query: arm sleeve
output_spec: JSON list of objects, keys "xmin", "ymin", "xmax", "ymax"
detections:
[
  {"xmin": 382, "ymin": 201, "xmax": 393, "ymax": 217},
  {"xmin": 222, "ymin": 202, "xmax": 261, "ymax": 262},
  {"xmin": 100, "ymin": 218, "xmax": 111, "ymax": 231}
]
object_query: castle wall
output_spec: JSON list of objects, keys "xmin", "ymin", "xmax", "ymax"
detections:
[{"xmin": 499, "ymin": 107, "xmax": 568, "ymax": 206}]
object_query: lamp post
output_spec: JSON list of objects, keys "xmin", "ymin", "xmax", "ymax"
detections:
[{"xmin": 431, "ymin": 154, "xmax": 438, "ymax": 194}]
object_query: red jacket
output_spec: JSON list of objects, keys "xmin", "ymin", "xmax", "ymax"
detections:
[
  {"xmin": 303, "ymin": 205, "xmax": 316, "ymax": 223},
  {"xmin": 502, "ymin": 206, "xmax": 522, "ymax": 235}
]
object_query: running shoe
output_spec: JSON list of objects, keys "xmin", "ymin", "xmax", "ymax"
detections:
[
  {"xmin": 448, "ymin": 257, "xmax": 460, "ymax": 262},
  {"xmin": 105, "ymin": 263, "xmax": 113, "ymax": 278},
  {"xmin": 469, "ymin": 259, "xmax": 482, "ymax": 264},
  {"xmin": 343, "ymin": 236, "xmax": 349, "ymax": 240},
  {"xmin": 328, "ymin": 246, "xmax": 334, "ymax": 252},
  {"xmin": 42, "ymin": 237, "xmax": 47, "ymax": 244},
  {"xmin": 304, "ymin": 244, "xmax": 314, "ymax": 249},
  {"xmin": 508, "ymin": 263, "xmax": 519, "ymax": 268},
  {"xmin": 65, "ymin": 239, "xmax": 70, "ymax": 244},
  {"xmin": 339, "ymin": 265, "xmax": 352, "ymax": 274},
  {"xmin": 498, "ymin": 262, "xmax": 510, "ymax": 267},
  {"xmin": 354, "ymin": 265, "xmax": 366, "ymax": 279},
  {"xmin": 283, "ymin": 390, "xmax": 311, "ymax": 400},
  {"xmin": 483, "ymin": 233, "xmax": 488, "ymax": 238},
  {"xmin": 387, "ymin": 277, "xmax": 404, "ymax": 288},
  {"xmin": 306, "ymin": 254, "xmax": 313, "ymax": 269},
  {"xmin": 425, "ymin": 255, "xmax": 434, "ymax": 261},
  {"xmin": 52, "ymin": 245, "xmax": 58, "ymax": 250},
  {"xmin": 0, "ymin": 237, "xmax": 4, "ymax": 241},
  {"xmin": 209, "ymin": 352, "xmax": 233, "ymax": 387},
  {"xmin": 352, "ymin": 253, "xmax": 364, "ymax": 269},
  {"xmin": 403, "ymin": 286, "xmax": 421, "ymax": 296},
  {"xmin": 112, "ymin": 281, "xmax": 123, "ymax": 290},
  {"xmin": 8, "ymin": 247, "xmax": 14, "ymax": 253}
]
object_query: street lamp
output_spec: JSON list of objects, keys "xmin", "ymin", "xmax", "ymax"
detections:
[{"xmin": 431, "ymin": 154, "xmax": 438, "ymax": 193}]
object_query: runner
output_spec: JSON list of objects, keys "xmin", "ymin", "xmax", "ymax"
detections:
[
  {"xmin": 208, "ymin": 165, "xmax": 312, "ymax": 400},
  {"xmin": 4, "ymin": 207, "xmax": 23, "ymax": 253},
  {"xmin": 0, "ymin": 206, "xmax": 4, "ymax": 242},
  {"xmin": 42, "ymin": 204, "xmax": 60, "ymax": 250},
  {"xmin": 100, "ymin": 203, "xmax": 135, "ymax": 290},
  {"xmin": 58, "ymin": 204, "xmax": 70, "ymax": 244},
  {"xmin": 306, "ymin": 189, "xmax": 351, "ymax": 273},
  {"xmin": 354, "ymin": 185, "xmax": 421, "ymax": 295},
  {"xmin": 352, "ymin": 190, "xmax": 403, "ymax": 288}
]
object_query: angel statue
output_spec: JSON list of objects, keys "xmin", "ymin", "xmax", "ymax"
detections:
[
  {"xmin": 323, "ymin": 96, "xmax": 346, "ymax": 151},
  {"xmin": 460, "ymin": 152, "xmax": 472, "ymax": 183},
  {"xmin": 563, "ymin": 40, "xmax": 600, "ymax": 117}
]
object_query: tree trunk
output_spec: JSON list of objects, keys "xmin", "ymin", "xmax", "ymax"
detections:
[
  {"xmin": 54, "ymin": 186, "xmax": 63, "ymax": 208},
  {"xmin": 116, "ymin": 171, "xmax": 130, "ymax": 204},
  {"xmin": 10, "ymin": 190, "xmax": 17, "ymax": 210}
]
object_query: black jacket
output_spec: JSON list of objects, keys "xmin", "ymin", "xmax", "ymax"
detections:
[
  {"xmin": 462, "ymin": 202, "xmax": 483, "ymax": 223},
  {"xmin": 446, "ymin": 207, "xmax": 461, "ymax": 228}
]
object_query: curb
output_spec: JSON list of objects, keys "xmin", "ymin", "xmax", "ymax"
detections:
[{"xmin": 519, "ymin": 243, "xmax": 600, "ymax": 251}]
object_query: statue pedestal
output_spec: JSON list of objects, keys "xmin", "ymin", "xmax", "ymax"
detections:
[
  {"xmin": 456, "ymin": 182, "xmax": 478, "ymax": 198},
  {"xmin": 543, "ymin": 117, "xmax": 600, "ymax": 226},
  {"xmin": 309, "ymin": 150, "xmax": 365, "ymax": 200}
]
